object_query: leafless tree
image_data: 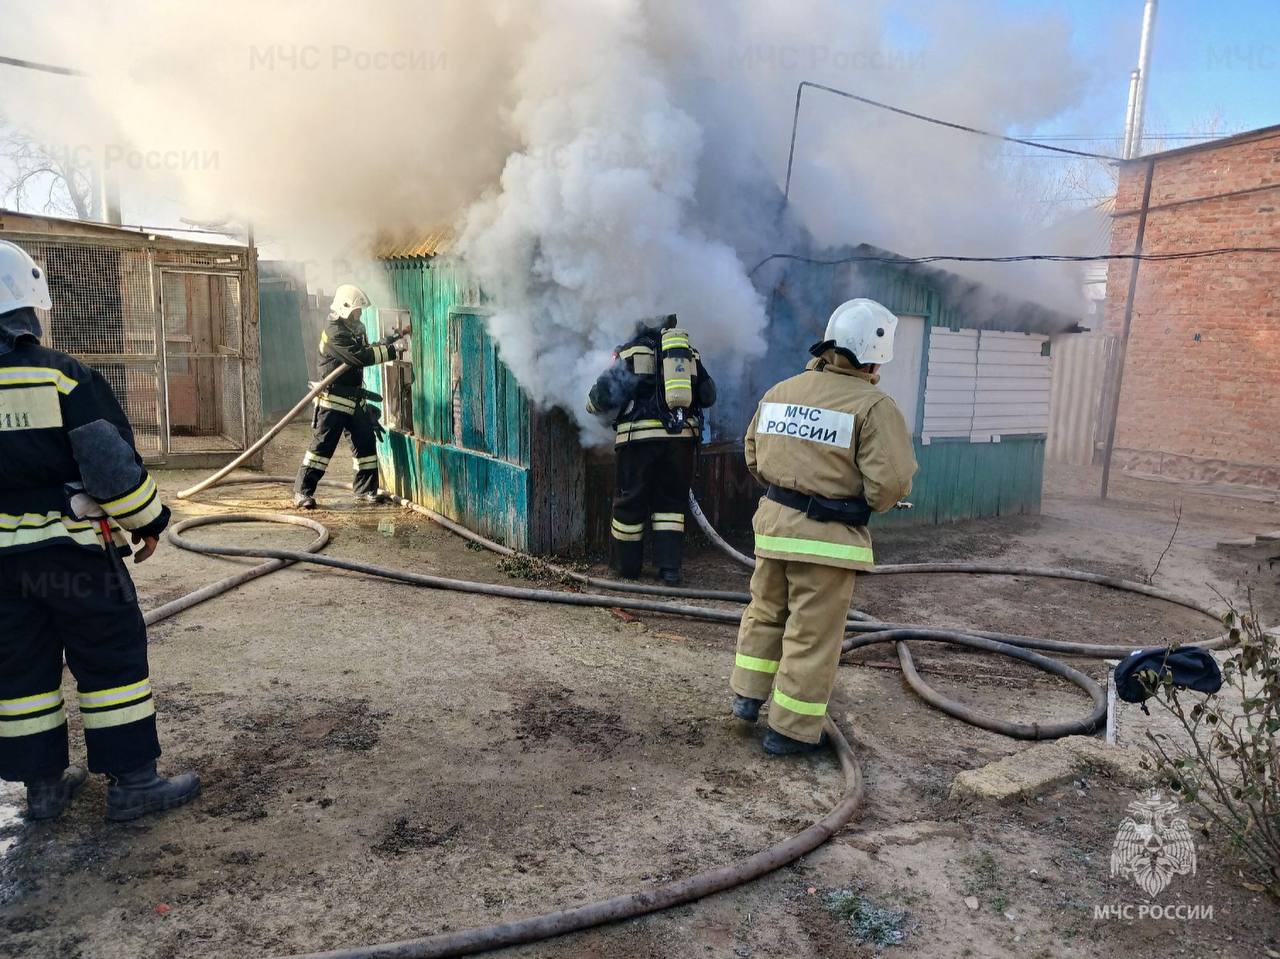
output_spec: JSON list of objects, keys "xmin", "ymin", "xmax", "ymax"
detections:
[{"xmin": 0, "ymin": 119, "xmax": 95, "ymax": 218}]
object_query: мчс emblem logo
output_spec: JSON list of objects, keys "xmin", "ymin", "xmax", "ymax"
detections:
[{"xmin": 1110, "ymin": 790, "xmax": 1197, "ymax": 897}]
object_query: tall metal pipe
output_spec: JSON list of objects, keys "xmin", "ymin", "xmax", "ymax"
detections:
[
  {"xmin": 1129, "ymin": 0, "xmax": 1158, "ymax": 157},
  {"xmin": 1122, "ymin": 69, "xmax": 1140, "ymax": 159}
]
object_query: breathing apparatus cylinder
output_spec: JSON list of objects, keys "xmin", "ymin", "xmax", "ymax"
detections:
[{"xmin": 660, "ymin": 327, "xmax": 695, "ymax": 432}]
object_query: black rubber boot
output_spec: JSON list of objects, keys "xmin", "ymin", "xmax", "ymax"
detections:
[
  {"xmin": 25, "ymin": 766, "xmax": 88, "ymax": 821},
  {"xmin": 762, "ymin": 728, "xmax": 829, "ymax": 756},
  {"xmin": 292, "ymin": 493, "xmax": 317, "ymax": 510},
  {"xmin": 356, "ymin": 492, "xmax": 392, "ymax": 505},
  {"xmin": 105, "ymin": 763, "xmax": 200, "ymax": 822},
  {"xmin": 732, "ymin": 695, "xmax": 764, "ymax": 723},
  {"xmin": 659, "ymin": 568, "xmax": 682, "ymax": 587}
]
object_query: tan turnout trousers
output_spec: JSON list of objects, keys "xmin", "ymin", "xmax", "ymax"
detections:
[{"xmin": 731, "ymin": 557, "xmax": 857, "ymax": 743}]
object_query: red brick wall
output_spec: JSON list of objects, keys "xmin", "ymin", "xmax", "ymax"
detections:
[{"xmin": 1104, "ymin": 129, "xmax": 1280, "ymax": 486}]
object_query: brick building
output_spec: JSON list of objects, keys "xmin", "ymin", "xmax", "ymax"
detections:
[{"xmin": 1104, "ymin": 125, "xmax": 1280, "ymax": 488}]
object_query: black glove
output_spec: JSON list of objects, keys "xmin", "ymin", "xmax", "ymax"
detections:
[{"xmin": 368, "ymin": 405, "xmax": 386, "ymax": 441}]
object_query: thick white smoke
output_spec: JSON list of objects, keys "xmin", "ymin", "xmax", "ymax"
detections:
[
  {"xmin": 456, "ymin": 1, "xmax": 765, "ymax": 443},
  {"xmin": 2, "ymin": 0, "xmax": 1102, "ymax": 441}
]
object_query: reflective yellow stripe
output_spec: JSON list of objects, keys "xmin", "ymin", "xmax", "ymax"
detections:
[
  {"xmin": 0, "ymin": 514, "xmax": 104, "ymax": 551},
  {"xmin": 616, "ymin": 419, "xmax": 666, "ymax": 432},
  {"xmin": 317, "ymin": 392, "xmax": 356, "ymax": 409},
  {"xmin": 317, "ymin": 397, "xmax": 356, "ymax": 413},
  {"xmin": 735, "ymin": 653, "xmax": 779, "ymax": 675},
  {"xmin": 0, "ymin": 707, "xmax": 67, "ymax": 737},
  {"xmin": 353, "ymin": 456, "xmax": 378, "ymax": 470},
  {"xmin": 0, "ymin": 367, "xmax": 78, "ymax": 394},
  {"xmin": 755, "ymin": 534, "xmax": 874, "ymax": 565},
  {"xmin": 663, "ymin": 338, "xmax": 691, "ymax": 349},
  {"xmin": 319, "ymin": 331, "xmax": 329, "ymax": 350},
  {"xmin": 81, "ymin": 699, "xmax": 155, "ymax": 730},
  {"xmin": 100, "ymin": 476, "xmax": 157, "ymax": 516},
  {"xmin": 652, "ymin": 513, "xmax": 683, "ymax": 522},
  {"xmin": 303, "ymin": 452, "xmax": 330, "ymax": 468},
  {"xmin": 615, "ymin": 426, "xmax": 697, "ymax": 444},
  {"xmin": 772, "ymin": 688, "xmax": 827, "ymax": 716},
  {"xmin": 651, "ymin": 512, "xmax": 684, "ymax": 533},
  {"xmin": 0, "ymin": 689, "xmax": 63, "ymax": 716},
  {"xmin": 611, "ymin": 518, "xmax": 644, "ymax": 542},
  {"xmin": 79, "ymin": 678, "xmax": 151, "ymax": 708},
  {"xmin": 112, "ymin": 494, "xmax": 163, "ymax": 532},
  {"xmin": 665, "ymin": 379, "xmax": 692, "ymax": 388}
]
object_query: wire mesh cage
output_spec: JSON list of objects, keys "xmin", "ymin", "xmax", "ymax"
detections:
[{"xmin": 4, "ymin": 230, "xmax": 256, "ymax": 463}]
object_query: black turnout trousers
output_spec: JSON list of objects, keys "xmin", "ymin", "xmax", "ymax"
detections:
[
  {"xmin": 0, "ymin": 545, "xmax": 160, "ymax": 782},
  {"xmin": 610, "ymin": 438, "xmax": 695, "ymax": 577},
  {"xmin": 295, "ymin": 404, "xmax": 380, "ymax": 498}
]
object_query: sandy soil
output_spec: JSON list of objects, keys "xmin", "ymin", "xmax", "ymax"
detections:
[{"xmin": 2, "ymin": 428, "xmax": 1277, "ymax": 959}]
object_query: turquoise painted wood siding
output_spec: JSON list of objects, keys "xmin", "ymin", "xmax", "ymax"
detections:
[
  {"xmin": 258, "ymin": 287, "xmax": 310, "ymax": 416},
  {"xmin": 871, "ymin": 435, "xmax": 1045, "ymax": 528},
  {"xmin": 372, "ymin": 258, "xmax": 535, "ymax": 549}
]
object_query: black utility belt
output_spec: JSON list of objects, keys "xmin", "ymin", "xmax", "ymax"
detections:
[{"xmin": 766, "ymin": 484, "xmax": 871, "ymax": 526}]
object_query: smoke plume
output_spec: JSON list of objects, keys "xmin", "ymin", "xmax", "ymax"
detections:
[{"xmin": 2, "ymin": 0, "xmax": 1100, "ymax": 441}]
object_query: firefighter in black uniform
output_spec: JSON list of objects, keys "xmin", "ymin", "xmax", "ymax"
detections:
[
  {"xmin": 293, "ymin": 283, "xmax": 402, "ymax": 509},
  {"xmin": 0, "ymin": 239, "xmax": 199, "ymax": 821},
  {"xmin": 587, "ymin": 314, "xmax": 716, "ymax": 586}
]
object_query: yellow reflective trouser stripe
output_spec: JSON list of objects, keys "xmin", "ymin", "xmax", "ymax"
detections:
[
  {"xmin": 755, "ymin": 534, "xmax": 874, "ymax": 565},
  {"xmin": 100, "ymin": 475, "xmax": 157, "ymax": 515},
  {"xmin": 0, "ymin": 689, "xmax": 63, "ymax": 716},
  {"xmin": 735, "ymin": 653, "xmax": 779, "ymax": 674},
  {"xmin": 652, "ymin": 512, "xmax": 683, "ymax": 522},
  {"xmin": 81, "ymin": 699, "xmax": 155, "ymax": 730},
  {"xmin": 611, "ymin": 519, "xmax": 644, "ymax": 541},
  {"xmin": 79, "ymin": 678, "xmax": 151, "ymax": 708},
  {"xmin": 0, "ymin": 707, "xmax": 67, "ymax": 737},
  {"xmin": 772, "ymin": 688, "xmax": 827, "ymax": 716},
  {"xmin": 303, "ymin": 452, "xmax": 329, "ymax": 468},
  {"xmin": 651, "ymin": 512, "xmax": 684, "ymax": 532},
  {"xmin": 0, "ymin": 367, "xmax": 78, "ymax": 394},
  {"xmin": 353, "ymin": 456, "xmax": 378, "ymax": 470}
]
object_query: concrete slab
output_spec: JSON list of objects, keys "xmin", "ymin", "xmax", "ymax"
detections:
[{"xmin": 949, "ymin": 735, "xmax": 1150, "ymax": 803}]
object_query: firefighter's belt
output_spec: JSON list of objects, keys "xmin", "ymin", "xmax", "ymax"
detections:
[{"xmin": 766, "ymin": 484, "xmax": 872, "ymax": 527}]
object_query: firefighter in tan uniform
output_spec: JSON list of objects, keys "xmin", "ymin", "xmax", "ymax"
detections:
[{"xmin": 731, "ymin": 299, "xmax": 917, "ymax": 755}]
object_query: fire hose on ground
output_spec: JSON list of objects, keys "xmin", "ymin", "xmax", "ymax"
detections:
[{"xmin": 153, "ymin": 385, "xmax": 1245, "ymax": 959}]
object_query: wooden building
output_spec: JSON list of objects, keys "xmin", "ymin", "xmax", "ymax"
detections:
[
  {"xmin": 0, "ymin": 210, "xmax": 261, "ymax": 468},
  {"xmin": 365, "ymin": 238, "xmax": 1076, "ymax": 555}
]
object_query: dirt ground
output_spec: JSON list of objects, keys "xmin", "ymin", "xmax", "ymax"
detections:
[{"xmin": 2, "ymin": 426, "xmax": 1278, "ymax": 959}]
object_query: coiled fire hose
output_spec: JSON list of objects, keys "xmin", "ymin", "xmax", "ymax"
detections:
[{"xmin": 160, "ymin": 390, "xmax": 1245, "ymax": 958}]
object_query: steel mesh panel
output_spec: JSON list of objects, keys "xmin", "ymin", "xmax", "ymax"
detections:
[
  {"xmin": 165, "ymin": 353, "xmax": 245, "ymax": 450},
  {"xmin": 88, "ymin": 360, "xmax": 162, "ymax": 455},
  {"xmin": 217, "ymin": 276, "xmax": 242, "ymax": 353},
  {"xmin": 12, "ymin": 240, "xmax": 156, "ymax": 356}
]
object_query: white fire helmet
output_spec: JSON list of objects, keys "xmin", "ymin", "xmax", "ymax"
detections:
[
  {"xmin": 0, "ymin": 239, "xmax": 52, "ymax": 314},
  {"xmin": 824, "ymin": 298, "xmax": 898, "ymax": 365},
  {"xmin": 330, "ymin": 283, "xmax": 370, "ymax": 319}
]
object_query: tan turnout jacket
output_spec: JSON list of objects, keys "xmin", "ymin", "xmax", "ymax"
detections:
[{"xmin": 744, "ymin": 350, "xmax": 918, "ymax": 571}]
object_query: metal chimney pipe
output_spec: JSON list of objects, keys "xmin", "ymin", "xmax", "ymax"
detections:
[
  {"xmin": 1122, "ymin": 69, "xmax": 1140, "ymax": 159},
  {"xmin": 1129, "ymin": 0, "xmax": 1158, "ymax": 157}
]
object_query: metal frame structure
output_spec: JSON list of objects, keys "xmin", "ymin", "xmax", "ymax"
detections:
[{"xmin": 1, "ymin": 224, "xmax": 261, "ymax": 468}]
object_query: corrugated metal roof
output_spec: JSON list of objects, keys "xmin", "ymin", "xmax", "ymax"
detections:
[{"xmin": 374, "ymin": 227, "xmax": 453, "ymax": 260}]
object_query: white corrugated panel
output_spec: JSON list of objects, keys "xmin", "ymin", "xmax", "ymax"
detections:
[
  {"xmin": 1046, "ymin": 332, "xmax": 1119, "ymax": 465},
  {"xmin": 970, "ymin": 331, "xmax": 1051, "ymax": 441},
  {"xmin": 922, "ymin": 329, "xmax": 978, "ymax": 440}
]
